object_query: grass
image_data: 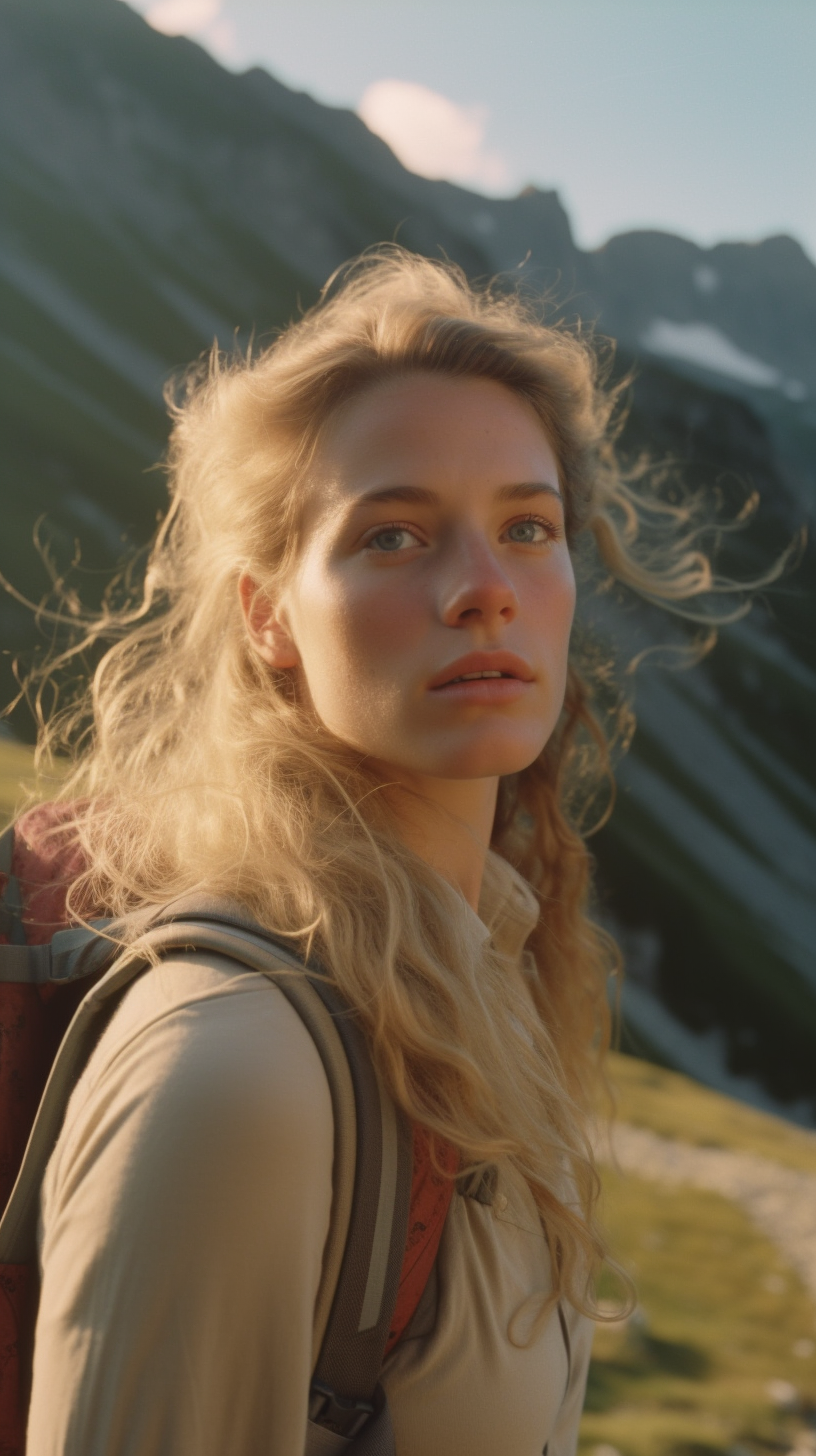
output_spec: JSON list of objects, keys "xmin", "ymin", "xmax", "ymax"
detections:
[
  {"xmin": 584, "ymin": 1056, "xmax": 816, "ymax": 1455},
  {"xmin": 582, "ymin": 1171, "xmax": 816, "ymax": 1456},
  {"xmin": 0, "ymin": 737, "xmax": 69, "ymax": 829},
  {"xmin": 608, "ymin": 1048, "xmax": 816, "ymax": 1178},
  {"xmin": 0, "ymin": 737, "xmax": 41, "ymax": 827}
]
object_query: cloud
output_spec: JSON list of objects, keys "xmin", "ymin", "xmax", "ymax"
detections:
[
  {"xmin": 199, "ymin": 16, "xmax": 238, "ymax": 62},
  {"xmin": 144, "ymin": 0, "xmax": 238, "ymax": 61},
  {"xmin": 358, "ymin": 79, "xmax": 509, "ymax": 192},
  {"xmin": 144, "ymin": 0, "xmax": 221, "ymax": 36}
]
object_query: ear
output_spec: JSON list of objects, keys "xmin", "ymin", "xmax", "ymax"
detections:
[{"xmin": 238, "ymin": 573, "xmax": 301, "ymax": 670}]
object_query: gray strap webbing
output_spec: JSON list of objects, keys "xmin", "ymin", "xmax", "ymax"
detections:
[
  {"xmin": 0, "ymin": 899, "xmax": 410, "ymax": 1456},
  {"xmin": 0, "ymin": 925, "xmax": 114, "ymax": 982},
  {"xmin": 0, "ymin": 943, "xmax": 51, "ymax": 979}
]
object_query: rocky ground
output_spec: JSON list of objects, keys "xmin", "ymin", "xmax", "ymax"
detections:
[{"xmin": 597, "ymin": 1121, "xmax": 816, "ymax": 1309}]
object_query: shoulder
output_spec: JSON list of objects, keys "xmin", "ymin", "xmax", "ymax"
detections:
[
  {"xmin": 45, "ymin": 951, "xmax": 335, "ymax": 1221},
  {"xmin": 34, "ymin": 952, "xmax": 338, "ymax": 1455},
  {"xmin": 89, "ymin": 950, "xmax": 331, "ymax": 1109},
  {"xmin": 96, "ymin": 946, "xmax": 326, "ymax": 1067}
]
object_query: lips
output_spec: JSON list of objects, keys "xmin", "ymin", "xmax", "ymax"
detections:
[{"xmin": 428, "ymin": 651, "xmax": 534, "ymax": 691}]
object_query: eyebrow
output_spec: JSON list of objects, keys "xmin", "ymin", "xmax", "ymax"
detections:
[{"xmin": 353, "ymin": 481, "xmax": 563, "ymax": 507}]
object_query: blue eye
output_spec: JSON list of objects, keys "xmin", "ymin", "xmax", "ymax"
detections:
[
  {"xmin": 368, "ymin": 527, "xmax": 420, "ymax": 552},
  {"xmin": 506, "ymin": 519, "xmax": 548, "ymax": 544}
]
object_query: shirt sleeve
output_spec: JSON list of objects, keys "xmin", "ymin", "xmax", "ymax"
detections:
[{"xmin": 27, "ymin": 953, "xmax": 335, "ymax": 1456}]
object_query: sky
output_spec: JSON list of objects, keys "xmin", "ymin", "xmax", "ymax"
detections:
[{"xmin": 125, "ymin": 0, "xmax": 816, "ymax": 262}]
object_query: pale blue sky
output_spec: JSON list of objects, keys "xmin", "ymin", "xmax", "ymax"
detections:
[{"xmin": 126, "ymin": 0, "xmax": 816, "ymax": 262}]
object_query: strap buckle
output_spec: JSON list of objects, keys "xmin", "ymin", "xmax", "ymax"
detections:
[{"xmin": 308, "ymin": 1380, "xmax": 374, "ymax": 1438}]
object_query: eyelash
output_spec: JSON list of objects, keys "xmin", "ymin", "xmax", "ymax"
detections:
[
  {"xmin": 363, "ymin": 520, "xmax": 423, "ymax": 549},
  {"xmin": 362, "ymin": 514, "xmax": 563, "ymax": 551},
  {"xmin": 504, "ymin": 514, "xmax": 564, "ymax": 545}
]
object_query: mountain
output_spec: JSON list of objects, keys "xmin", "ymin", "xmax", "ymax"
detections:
[{"xmin": 1, "ymin": 0, "xmax": 815, "ymax": 1120}]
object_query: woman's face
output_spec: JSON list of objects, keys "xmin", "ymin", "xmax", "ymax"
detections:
[{"xmin": 250, "ymin": 374, "xmax": 576, "ymax": 783}]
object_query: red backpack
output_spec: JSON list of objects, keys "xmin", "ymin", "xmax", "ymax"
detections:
[{"xmin": 0, "ymin": 803, "xmax": 458, "ymax": 1455}]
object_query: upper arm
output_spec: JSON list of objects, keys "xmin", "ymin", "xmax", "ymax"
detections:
[{"xmin": 29, "ymin": 954, "xmax": 335, "ymax": 1456}]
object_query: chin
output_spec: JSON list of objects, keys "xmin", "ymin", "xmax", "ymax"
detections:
[{"xmin": 424, "ymin": 734, "xmax": 548, "ymax": 781}]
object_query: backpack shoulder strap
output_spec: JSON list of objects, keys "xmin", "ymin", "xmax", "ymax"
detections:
[
  {"xmin": 0, "ymin": 907, "xmax": 411, "ymax": 1455},
  {"xmin": 0, "ymin": 823, "xmax": 12, "ymax": 876},
  {"xmin": 0, "ymin": 823, "xmax": 27, "ymax": 947}
]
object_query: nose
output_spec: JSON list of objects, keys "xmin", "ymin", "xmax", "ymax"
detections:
[{"xmin": 439, "ymin": 532, "xmax": 518, "ymax": 632}]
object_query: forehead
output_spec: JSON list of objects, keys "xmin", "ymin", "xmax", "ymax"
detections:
[{"xmin": 312, "ymin": 373, "xmax": 561, "ymax": 501}]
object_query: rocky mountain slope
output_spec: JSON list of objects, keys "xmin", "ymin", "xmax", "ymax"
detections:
[{"xmin": 1, "ymin": 0, "xmax": 814, "ymax": 1117}]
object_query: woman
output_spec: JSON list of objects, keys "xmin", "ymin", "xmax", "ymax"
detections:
[{"xmin": 20, "ymin": 249, "xmax": 720, "ymax": 1455}]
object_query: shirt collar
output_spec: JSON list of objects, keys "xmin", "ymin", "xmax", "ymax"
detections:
[{"xmin": 477, "ymin": 851, "xmax": 540, "ymax": 963}]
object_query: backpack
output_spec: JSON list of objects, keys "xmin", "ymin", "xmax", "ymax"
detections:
[{"xmin": 0, "ymin": 808, "xmax": 458, "ymax": 1456}]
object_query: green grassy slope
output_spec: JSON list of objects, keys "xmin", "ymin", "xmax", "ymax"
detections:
[
  {"xmin": 0, "ymin": 739, "xmax": 39, "ymax": 826},
  {"xmin": 609, "ymin": 1051, "xmax": 816, "ymax": 1176},
  {"xmin": 585, "ymin": 1054, "xmax": 816, "ymax": 1456},
  {"xmin": 586, "ymin": 1170, "xmax": 816, "ymax": 1456}
]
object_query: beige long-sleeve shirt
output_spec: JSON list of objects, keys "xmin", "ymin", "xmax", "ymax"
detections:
[{"xmin": 28, "ymin": 856, "xmax": 593, "ymax": 1456}]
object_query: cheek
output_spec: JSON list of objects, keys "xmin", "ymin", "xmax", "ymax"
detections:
[
  {"xmin": 530, "ymin": 557, "xmax": 576, "ymax": 664},
  {"xmin": 289, "ymin": 555, "xmax": 426, "ymax": 697},
  {"xmin": 339, "ymin": 582, "xmax": 424, "ymax": 665}
]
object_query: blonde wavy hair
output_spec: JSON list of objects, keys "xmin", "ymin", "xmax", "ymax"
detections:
[{"xmin": 18, "ymin": 248, "xmax": 737, "ymax": 1324}]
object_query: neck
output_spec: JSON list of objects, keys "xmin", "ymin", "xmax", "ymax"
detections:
[{"xmin": 373, "ymin": 767, "xmax": 499, "ymax": 912}]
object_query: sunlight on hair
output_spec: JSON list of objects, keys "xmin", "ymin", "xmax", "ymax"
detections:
[
  {"xmin": 358, "ymin": 79, "xmax": 509, "ymax": 191},
  {"xmin": 13, "ymin": 247, "xmax": 777, "ymax": 1332}
]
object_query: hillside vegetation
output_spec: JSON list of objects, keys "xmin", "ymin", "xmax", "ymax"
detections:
[
  {"xmin": 585, "ymin": 1054, "xmax": 816, "ymax": 1456},
  {"xmin": 0, "ymin": 737, "xmax": 41, "ymax": 825}
]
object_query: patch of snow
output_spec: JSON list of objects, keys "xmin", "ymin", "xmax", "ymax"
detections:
[
  {"xmin": 641, "ymin": 317, "xmax": 781, "ymax": 388},
  {"xmin": 640, "ymin": 318, "xmax": 809, "ymax": 401}
]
